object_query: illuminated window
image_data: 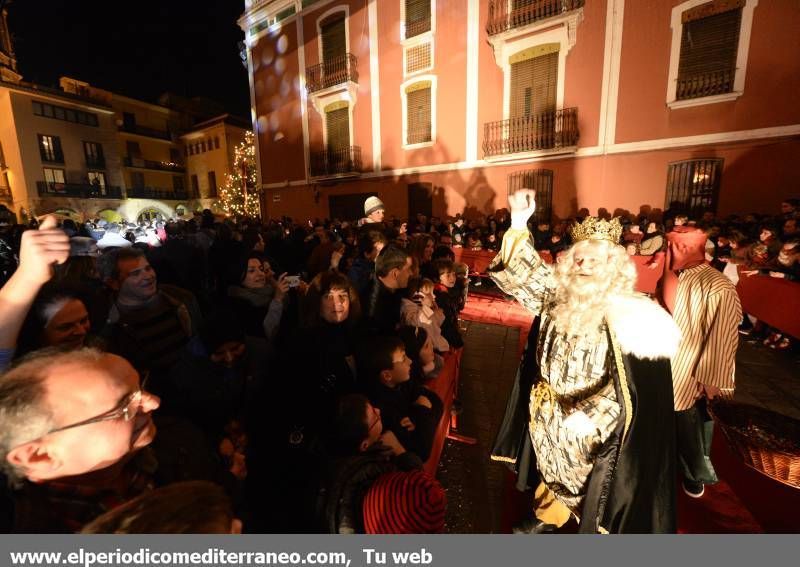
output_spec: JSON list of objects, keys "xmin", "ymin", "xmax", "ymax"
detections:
[
  {"xmin": 38, "ymin": 135, "xmax": 63, "ymax": 163},
  {"xmin": 665, "ymin": 158, "xmax": 724, "ymax": 214}
]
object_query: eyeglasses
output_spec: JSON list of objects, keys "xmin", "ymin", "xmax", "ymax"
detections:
[{"xmin": 44, "ymin": 373, "xmax": 150, "ymax": 436}]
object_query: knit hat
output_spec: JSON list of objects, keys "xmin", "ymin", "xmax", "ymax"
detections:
[
  {"xmin": 362, "ymin": 470, "xmax": 445, "ymax": 534},
  {"xmin": 364, "ymin": 196, "xmax": 385, "ymax": 216}
]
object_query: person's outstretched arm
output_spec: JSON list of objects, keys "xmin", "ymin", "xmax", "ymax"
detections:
[
  {"xmin": 489, "ymin": 189, "xmax": 555, "ymax": 316},
  {"xmin": 0, "ymin": 216, "xmax": 70, "ymax": 355}
]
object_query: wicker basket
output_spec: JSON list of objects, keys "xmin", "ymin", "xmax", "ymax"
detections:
[{"xmin": 709, "ymin": 400, "xmax": 800, "ymax": 489}]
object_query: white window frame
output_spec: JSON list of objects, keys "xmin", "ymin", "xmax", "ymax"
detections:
[
  {"xmin": 666, "ymin": 0, "xmax": 759, "ymax": 109},
  {"xmin": 500, "ymin": 27, "xmax": 570, "ymax": 122},
  {"xmin": 400, "ymin": 0, "xmax": 436, "ymax": 42},
  {"xmin": 403, "ymin": 34, "xmax": 435, "ymax": 78},
  {"xmin": 43, "ymin": 167, "xmax": 65, "ymax": 185},
  {"xmin": 401, "ymin": 75, "xmax": 437, "ymax": 150},
  {"xmin": 321, "ymin": 101, "xmax": 355, "ymax": 150},
  {"xmin": 316, "ymin": 5, "xmax": 350, "ymax": 64}
]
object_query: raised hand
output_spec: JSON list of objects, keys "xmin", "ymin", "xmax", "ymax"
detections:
[
  {"xmin": 17, "ymin": 215, "xmax": 70, "ymax": 285},
  {"xmin": 509, "ymin": 189, "xmax": 536, "ymax": 229}
]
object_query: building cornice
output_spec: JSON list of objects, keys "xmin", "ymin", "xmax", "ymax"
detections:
[{"xmin": 0, "ymin": 80, "xmax": 115, "ymax": 114}]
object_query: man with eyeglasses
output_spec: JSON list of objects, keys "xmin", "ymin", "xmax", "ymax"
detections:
[{"xmin": 0, "ymin": 348, "xmax": 159, "ymax": 532}]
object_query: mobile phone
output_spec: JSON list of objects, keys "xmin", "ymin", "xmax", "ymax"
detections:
[{"xmin": 285, "ymin": 275, "xmax": 301, "ymax": 288}]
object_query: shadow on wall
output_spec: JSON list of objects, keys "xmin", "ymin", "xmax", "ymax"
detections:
[{"xmin": 710, "ymin": 143, "xmax": 800, "ymax": 217}]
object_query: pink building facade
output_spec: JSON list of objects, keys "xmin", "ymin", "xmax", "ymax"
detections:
[{"xmin": 239, "ymin": 0, "xmax": 800, "ymax": 222}]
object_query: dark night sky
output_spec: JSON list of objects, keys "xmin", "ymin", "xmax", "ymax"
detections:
[{"xmin": 7, "ymin": 0, "xmax": 250, "ymax": 117}]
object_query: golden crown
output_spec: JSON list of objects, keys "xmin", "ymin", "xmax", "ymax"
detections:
[{"xmin": 569, "ymin": 216, "xmax": 623, "ymax": 244}]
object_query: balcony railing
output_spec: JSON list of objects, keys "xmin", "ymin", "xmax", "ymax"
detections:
[
  {"xmin": 676, "ymin": 68, "xmax": 735, "ymax": 101},
  {"xmin": 36, "ymin": 181, "xmax": 123, "ymax": 199},
  {"xmin": 124, "ymin": 156, "xmax": 186, "ymax": 173},
  {"xmin": 119, "ymin": 123, "xmax": 172, "ymax": 141},
  {"xmin": 309, "ymin": 146, "xmax": 362, "ymax": 178},
  {"xmin": 306, "ymin": 54, "xmax": 358, "ymax": 94},
  {"xmin": 483, "ymin": 107, "xmax": 579, "ymax": 157},
  {"xmin": 487, "ymin": 0, "xmax": 585, "ymax": 36},
  {"xmin": 127, "ymin": 187, "xmax": 190, "ymax": 200}
]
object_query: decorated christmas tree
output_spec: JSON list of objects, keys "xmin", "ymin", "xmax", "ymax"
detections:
[{"xmin": 219, "ymin": 130, "xmax": 260, "ymax": 218}]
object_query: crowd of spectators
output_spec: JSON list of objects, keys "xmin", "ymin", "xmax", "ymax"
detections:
[
  {"xmin": 0, "ymin": 194, "xmax": 796, "ymax": 533},
  {"xmin": 0, "ymin": 198, "xmax": 469, "ymax": 534}
]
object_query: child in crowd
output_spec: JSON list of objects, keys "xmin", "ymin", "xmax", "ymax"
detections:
[
  {"xmin": 400, "ymin": 277, "xmax": 450, "ymax": 353},
  {"xmin": 430, "ymin": 259, "xmax": 464, "ymax": 348},
  {"xmin": 359, "ymin": 336, "xmax": 443, "ymax": 461},
  {"xmin": 398, "ymin": 325, "xmax": 444, "ymax": 383}
]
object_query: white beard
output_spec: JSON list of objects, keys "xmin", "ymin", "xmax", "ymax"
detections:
[{"xmin": 550, "ymin": 276, "xmax": 612, "ymax": 340}]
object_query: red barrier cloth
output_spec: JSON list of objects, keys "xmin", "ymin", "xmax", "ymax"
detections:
[
  {"xmin": 737, "ymin": 275, "xmax": 800, "ymax": 339},
  {"xmin": 424, "ymin": 348, "xmax": 462, "ymax": 476}
]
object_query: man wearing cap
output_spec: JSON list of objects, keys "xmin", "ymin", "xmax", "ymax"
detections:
[
  {"xmin": 660, "ymin": 227, "xmax": 741, "ymax": 499},
  {"xmin": 363, "ymin": 196, "xmax": 385, "ymax": 225},
  {"xmin": 490, "ymin": 189, "xmax": 679, "ymax": 534}
]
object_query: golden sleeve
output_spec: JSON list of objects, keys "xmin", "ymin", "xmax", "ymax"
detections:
[{"xmin": 489, "ymin": 228, "xmax": 555, "ymax": 316}]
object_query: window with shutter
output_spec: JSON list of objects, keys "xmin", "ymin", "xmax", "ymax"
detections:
[
  {"xmin": 510, "ymin": 51, "xmax": 557, "ymax": 119},
  {"xmin": 406, "ymin": 84, "xmax": 432, "ymax": 145},
  {"xmin": 326, "ymin": 107, "xmax": 350, "ymax": 152},
  {"xmin": 325, "ymin": 106, "xmax": 352, "ymax": 173},
  {"xmin": 405, "ymin": 0, "xmax": 432, "ymax": 39},
  {"xmin": 677, "ymin": 2, "xmax": 743, "ymax": 100},
  {"xmin": 508, "ymin": 49, "xmax": 558, "ymax": 150},
  {"xmin": 665, "ymin": 158, "xmax": 723, "ymax": 215},
  {"xmin": 321, "ymin": 14, "xmax": 346, "ymax": 64}
]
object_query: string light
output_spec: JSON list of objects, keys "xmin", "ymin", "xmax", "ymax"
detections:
[{"xmin": 219, "ymin": 131, "xmax": 260, "ymax": 218}]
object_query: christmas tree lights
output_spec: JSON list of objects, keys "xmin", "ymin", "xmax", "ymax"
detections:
[{"xmin": 219, "ymin": 130, "xmax": 260, "ymax": 218}]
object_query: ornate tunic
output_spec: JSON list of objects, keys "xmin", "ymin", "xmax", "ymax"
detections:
[{"xmin": 491, "ymin": 228, "xmax": 620, "ymax": 514}]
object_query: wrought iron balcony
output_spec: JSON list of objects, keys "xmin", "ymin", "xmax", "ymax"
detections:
[
  {"xmin": 119, "ymin": 123, "xmax": 172, "ymax": 141},
  {"xmin": 309, "ymin": 146, "xmax": 362, "ymax": 178},
  {"xmin": 127, "ymin": 187, "xmax": 190, "ymax": 200},
  {"xmin": 306, "ymin": 54, "xmax": 358, "ymax": 94},
  {"xmin": 483, "ymin": 107, "xmax": 579, "ymax": 157},
  {"xmin": 487, "ymin": 0, "xmax": 585, "ymax": 36},
  {"xmin": 124, "ymin": 156, "xmax": 186, "ymax": 173},
  {"xmin": 676, "ymin": 68, "xmax": 735, "ymax": 101},
  {"xmin": 36, "ymin": 181, "xmax": 123, "ymax": 199}
]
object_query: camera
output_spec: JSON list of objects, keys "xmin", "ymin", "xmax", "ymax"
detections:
[{"xmin": 285, "ymin": 275, "xmax": 301, "ymax": 288}]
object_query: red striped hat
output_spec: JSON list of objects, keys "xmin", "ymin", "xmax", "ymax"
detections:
[{"xmin": 362, "ymin": 470, "xmax": 446, "ymax": 534}]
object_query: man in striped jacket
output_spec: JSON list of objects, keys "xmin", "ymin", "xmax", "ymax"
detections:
[{"xmin": 661, "ymin": 227, "xmax": 742, "ymax": 498}]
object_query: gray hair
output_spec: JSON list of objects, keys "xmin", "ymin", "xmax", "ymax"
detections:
[{"xmin": 0, "ymin": 348, "xmax": 105, "ymax": 483}]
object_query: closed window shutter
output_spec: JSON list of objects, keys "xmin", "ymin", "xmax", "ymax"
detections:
[
  {"xmin": 510, "ymin": 51, "xmax": 557, "ymax": 119},
  {"xmin": 405, "ymin": 0, "xmax": 431, "ymax": 39},
  {"xmin": 677, "ymin": 7, "xmax": 741, "ymax": 99},
  {"xmin": 406, "ymin": 42, "xmax": 432, "ymax": 74},
  {"xmin": 321, "ymin": 15, "xmax": 346, "ymax": 64},
  {"xmin": 326, "ymin": 107, "xmax": 350, "ymax": 151},
  {"xmin": 407, "ymin": 86, "xmax": 432, "ymax": 144}
]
